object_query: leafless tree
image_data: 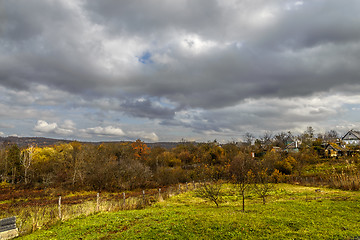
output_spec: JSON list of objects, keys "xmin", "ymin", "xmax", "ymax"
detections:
[
  {"xmin": 244, "ymin": 132, "xmax": 255, "ymax": 146},
  {"xmin": 229, "ymin": 152, "xmax": 255, "ymax": 212},
  {"xmin": 22, "ymin": 145, "xmax": 34, "ymax": 184},
  {"xmin": 196, "ymin": 180, "xmax": 222, "ymax": 207},
  {"xmin": 254, "ymin": 169, "xmax": 274, "ymax": 204}
]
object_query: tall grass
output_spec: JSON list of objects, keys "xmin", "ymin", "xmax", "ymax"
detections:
[{"xmin": 1, "ymin": 183, "xmax": 195, "ymax": 236}]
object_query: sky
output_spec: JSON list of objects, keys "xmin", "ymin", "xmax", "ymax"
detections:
[{"xmin": 1, "ymin": 0, "xmax": 360, "ymax": 143}]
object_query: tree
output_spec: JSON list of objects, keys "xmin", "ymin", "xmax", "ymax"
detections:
[
  {"xmin": 21, "ymin": 145, "xmax": 35, "ymax": 184},
  {"xmin": 6, "ymin": 144, "xmax": 21, "ymax": 184},
  {"xmin": 261, "ymin": 131, "xmax": 273, "ymax": 150},
  {"xmin": 254, "ymin": 169, "xmax": 274, "ymax": 204},
  {"xmin": 222, "ymin": 142, "xmax": 240, "ymax": 161},
  {"xmin": 273, "ymin": 131, "xmax": 293, "ymax": 148},
  {"xmin": 32, "ymin": 146, "xmax": 57, "ymax": 186},
  {"xmin": 306, "ymin": 126, "xmax": 315, "ymax": 138},
  {"xmin": 0, "ymin": 147, "xmax": 7, "ymax": 182},
  {"xmin": 244, "ymin": 132, "xmax": 255, "ymax": 146},
  {"xmin": 275, "ymin": 156, "xmax": 297, "ymax": 175},
  {"xmin": 300, "ymin": 126, "xmax": 315, "ymax": 145},
  {"xmin": 196, "ymin": 180, "xmax": 222, "ymax": 207},
  {"xmin": 132, "ymin": 139, "xmax": 150, "ymax": 162},
  {"xmin": 324, "ymin": 130, "xmax": 339, "ymax": 142},
  {"xmin": 229, "ymin": 152, "xmax": 255, "ymax": 212}
]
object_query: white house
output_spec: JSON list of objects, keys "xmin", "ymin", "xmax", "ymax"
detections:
[{"xmin": 342, "ymin": 130, "xmax": 360, "ymax": 145}]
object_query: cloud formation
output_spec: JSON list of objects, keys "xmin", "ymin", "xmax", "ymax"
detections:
[{"xmin": 1, "ymin": 0, "xmax": 360, "ymax": 141}]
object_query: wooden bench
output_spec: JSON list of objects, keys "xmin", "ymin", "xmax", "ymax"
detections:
[{"xmin": 0, "ymin": 216, "xmax": 18, "ymax": 240}]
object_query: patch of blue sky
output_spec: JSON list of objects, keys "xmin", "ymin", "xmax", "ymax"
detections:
[
  {"xmin": 138, "ymin": 51, "xmax": 153, "ymax": 64},
  {"xmin": 344, "ymin": 103, "xmax": 360, "ymax": 117}
]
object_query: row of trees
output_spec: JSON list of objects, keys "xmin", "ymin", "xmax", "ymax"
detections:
[{"xmin": 0, "ymin": 137, "xmax": 319, "ymax": 191}]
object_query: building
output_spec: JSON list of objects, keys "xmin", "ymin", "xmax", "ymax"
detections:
[
  {"xmin": 342, "ymin": 130, "xmax": 360, "ymax": 145},
  {"xmin": 324, "ymin": 143, "xmax": 349, "ymax": 158},
  {"xmin": 284, "ymin": 141, "xmax": 300, "ymax": 153}
]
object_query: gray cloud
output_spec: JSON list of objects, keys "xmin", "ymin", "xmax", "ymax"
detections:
[
  {"xmin": 1, "ymin": 0, "xmax": 360, "ymax": 141},
  {"xmin": 120, "ymin": 98, "xmax": 175, "ymax": 119}
]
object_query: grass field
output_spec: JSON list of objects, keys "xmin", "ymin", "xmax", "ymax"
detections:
[{"xmin": 19, "ymin": 184, "xmax": 360, "ymax": 239}]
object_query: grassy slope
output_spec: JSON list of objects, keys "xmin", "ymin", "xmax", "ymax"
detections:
[{"xmin": 19, "ymin": 184, "xmax": 360, "ymax": 240}]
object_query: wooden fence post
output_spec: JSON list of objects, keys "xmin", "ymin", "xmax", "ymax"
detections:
[
  {"xmin": 123, "ymin": 192, "xmax": 126, "ymax": 207},
  {"xmin": 96, "ymin": 193, "xmax": 100, "ymax": 212},
  {"xmin": 186, "ymin": 182, "xmax": 188, "ymax": 191},
  {"xmin": 142, "ymin": 190, "xmax": 146, "ymax": 205},
  {"xmin": 193, "ymin": 180, "xmax": 195, "ymax": 189},
  {"xmin": 178, "ymin": 184, "xmax": 181, "ymax": 194},
  {"xmin": 58, "ymin": 196, "xmax": 62, "ymax": 220},
  {"xmin": 158, "ymin": 188, "xmax": 161, "ymax": 199}
]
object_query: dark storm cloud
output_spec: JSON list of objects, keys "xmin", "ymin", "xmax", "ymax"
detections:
[
  {"xmin": 82, "ymin": 0, "xmax": 360, "ymax": 110},
  {"xmin": 0, "ymin": 0, "xmax": 114, "ymax": 95},
  {"xmin": 253, "ymin": 1, "xmax": 360, "ymax": 50},
  {"xmin": 2, "ymin": 0, "xmax": 360, "ymax": 106},
  {"xmin": 120, "ymin": 98, "xmax": 175, "ymax": 119},
  {"xmin": 2, "ymin": 0, "xmax": 360, "ymax": 140},
  {"xmin": 83, "ymin": 0, "xmax": 224, "ymax": 39}
]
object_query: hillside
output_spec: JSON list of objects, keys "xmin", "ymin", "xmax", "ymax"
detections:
[
  {"xmin": 19, "ymin": 184, "xmax": 360, "ymax": 240},
  {"xmin": 0, "ymin": 136, "xmax": 180, "ymax": 149},
  {"xmin": 0, "ymin": 136, "xmax": 74, "ymax": 148}
]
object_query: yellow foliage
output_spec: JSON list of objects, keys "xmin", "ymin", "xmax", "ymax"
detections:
[
  {"xmin": 271, "ymin": 169, "xmax": 284, "ymax": 183},
  {"xmin": 32, "ymin": 147, "xmax": 56, "ymax": 163}
]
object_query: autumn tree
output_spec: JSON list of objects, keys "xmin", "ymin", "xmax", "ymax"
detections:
[
  {"xmin": 83, "ymin": 144, "xmax": 119, "ymax": 190},
  {"xmin": 261, "ymin": 151, "xmax": 282, "ymax": 174},
  {"xmin": 275, "ymin": 156, "xmax": 297, "ymax": 175},
  {"xmin": 222, "ymin": 142, "xmax": 240, "ymax": 162},
  {"xmin": 32, "ymin": 146, "xmax": 57, "ymax": 186},
  {"xmin": 147, "ymin": 146, "xmax": 166, "ymax": 171},
  {"xmin": 6, "ymin": 144, "xmax": 21, "ymax": 184},
  {"xmin": 132, "ymin": 139, "xmax": 150, "ymax": 162}
]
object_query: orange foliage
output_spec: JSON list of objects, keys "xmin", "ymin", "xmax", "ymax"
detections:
[{"xmin": 131, "ymin": 139, "xmax": 150, "ymax": 161}]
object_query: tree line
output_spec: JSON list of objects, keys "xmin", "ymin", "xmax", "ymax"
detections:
[
  {"xmin": 0, "ymin": 135, "xmax": 319, "ymax": 191},
  {"xmin": 0, "ymin": 127, "xmax": 358, "ymax": 192}
]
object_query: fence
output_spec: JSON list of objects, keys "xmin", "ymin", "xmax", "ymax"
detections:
[{"xmin": 0, "ymin": 182, "xmax": 199, "ymax": 236}]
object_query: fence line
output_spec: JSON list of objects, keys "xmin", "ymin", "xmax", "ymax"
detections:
[{"xmin": 0, "ymin": 183, "xmax": 192, "ymax": 236}]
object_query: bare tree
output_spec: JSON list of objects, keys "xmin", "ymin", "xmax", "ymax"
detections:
[
  {"xmin": 254, "ymin": 169, "xmax": 274, "ymax": 204},
  {"xmin": 244, "ymin": 132, "xmax": 255, "ymax": 146},
  {"xmin": 229, "ymin": 153, "xmax": 255, "ymax": 212},
  {"xmin": 261, "ymin": 131, "xmax": 273, "ymax": 150},
  {"xmin": 324, "ymin": 130, "xmax": 339, "ymax": 142},
  {"xmin": 22, "ymin": 145, "xmax": 34, "ymax": 184},
  {"xmin": 196, "ymin": 180, "xmax": 222, "ymax": 207},
  {"xmin": 273, "ymin": 131, "xmax": 293, "ymax": 148}
]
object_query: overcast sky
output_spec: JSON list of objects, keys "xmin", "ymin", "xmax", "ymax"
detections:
[{"xmin": 1, "ymin": 0, "xmax": 360, "ymax": 142}]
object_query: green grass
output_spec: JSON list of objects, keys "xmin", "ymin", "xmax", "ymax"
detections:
[{"xmin": 19, "ymin": 184, "xmax": 360, "ymax": 240}]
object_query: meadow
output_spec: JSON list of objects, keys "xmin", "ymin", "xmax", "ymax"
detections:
[{"xmin": 18, "ymin": 184, "xmax": 360, "ymax": 240}]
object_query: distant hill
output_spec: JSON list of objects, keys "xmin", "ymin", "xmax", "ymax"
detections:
[
  {"xmin": 0, "ymin": 136, "xmax": 74, "ymax": 148},
  {"xmin": 0, "ymin": 136, "xmax": 182, "ymax": 149}
]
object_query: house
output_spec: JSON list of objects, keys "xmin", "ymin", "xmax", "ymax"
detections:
[
  {"xmin": 342, "ymin": 130, "xmax": 360, "ymax": 145},
  {"xmin": 324, "ymin": 143, "xmax": 349, "ymax": 158},
  {"xmin": 284, "ymin": 141, "xmax": 300, "ymax": 153}
]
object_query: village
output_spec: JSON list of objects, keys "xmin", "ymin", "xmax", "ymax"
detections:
[{"xmin": 278, "ymin": 129, "xmax": 360, "ymax": 158}]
